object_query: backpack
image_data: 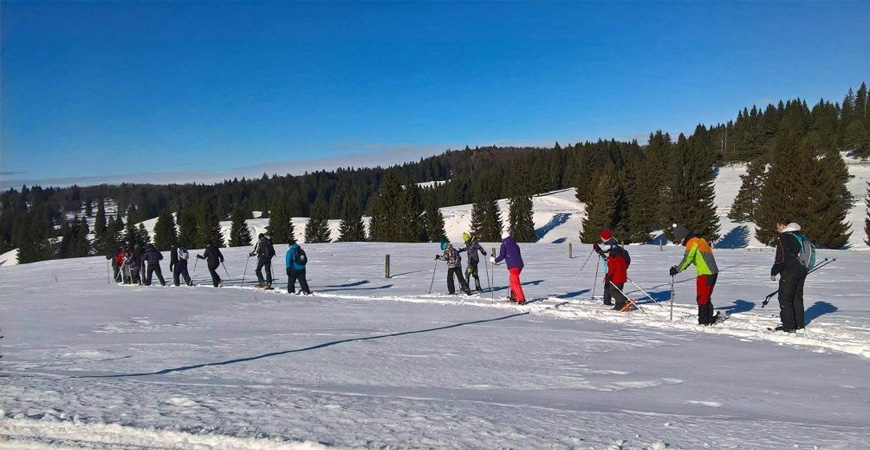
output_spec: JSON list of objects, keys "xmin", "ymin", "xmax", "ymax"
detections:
[
  {"xmin": 266, "ymin": 239, "xmax": 276, "ymax": 258},
  {"xmin": 294, "ymin": 247, "xmax": 308, "ymax": 266},
  {"xmin": 792, "ymin": 233, "xmax": 816, "ymax": 271},
  {"xmin": 178, "ymin": 246, "xmax": 189, "ymax": 261}
]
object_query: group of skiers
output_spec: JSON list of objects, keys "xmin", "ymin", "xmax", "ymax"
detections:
[
  {"xmin": 106, "ymin": 233, "xmax": 311, "ymax": 295},
  {"xmin": 106, "ymin": 220, "xmax": 813, "ymax": 331}
]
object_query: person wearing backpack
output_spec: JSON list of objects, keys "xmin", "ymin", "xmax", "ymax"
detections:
[
  {"xmin": 285, "ymin": 240, "xmax": 311, "ymax": 295},
  {"xmin": 170, "ymin": 242, "xmax": 193, "ymax": 286},
  {"xmin": 669, "ymin": 225, "xmax": 720, "ymax": 325},
  {"xmin": 459, "ymin": 232, "xmax": 487, "ymax": 292},
  {"xmin": 196, "ymin": 242, "xmax": 225, "ymax": 287},
  {"xmin": 143, "ymin": 243, "xmax": 167, "ymax": 286},
  {"xmin": 770, "ymin": 221, "xmax": 812, "ymax": 332},
  {"xmin": 593, "ymin": 229, "xmax": 630, "ymax": 311},
  {"xmin": 436, "ymin": 241, "xmax": 472, "ymax": 296},
  {"xmin": 250, "ymin": 234, "xmax": 275, "ymax": 288}
]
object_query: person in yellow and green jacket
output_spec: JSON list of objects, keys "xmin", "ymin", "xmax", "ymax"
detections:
[{"xmin": 669, "ymin": 225, "xmax": 720, "ymax": 325}]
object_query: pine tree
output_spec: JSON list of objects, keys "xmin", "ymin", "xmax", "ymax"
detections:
[
  {"xmin": 195, "ymin": 199, "xmax": 224, "ymax": 248},
  {"xmin": 622, "ymin": 155, "xmax": 658, "ymax": 244},
  {"xmin": 579, "ymin": 166, "xmax": 620, "ymax": 243},
  {"xmin": 755, "ymin": 132, "xmax": 816, "ymax": 245},
  {"xmin": 803, "ymin": 149, "xmax": 852, "ymax": 248},
  {"xmin": 177, "ymin": 207, "xmax": 197, "ymax": 248},
  {"xmin": 14, "ymin": 209, "xmax": 54, "ymax": 264},
  {"xmin": 153, "ymin": 209, "xmax": 177, "ymax": 250},
  {"xmin": 267, "ymin": 193, "xmax": 294, "ymax": 244},
  {"xmin": 574, "ymin": 146, "xmax": 596, "ymax": 203},
  {"xmin": 665, "ymin": 133, "xmax": 720, "ymax": 243},
  {"xmin": 422, "ymin": 195, "xmax": 446, "ymax": 242},
  {"xmin": 728, "ymin": 157, "xmax": 767, "ymax": 222},
  {"xmin": 58, "ymin": 218, "xmax": 72, "ymax": 258},
  {"xmin": 74, "ymin": 216, "xmax": 91, "ymax": 256},
  {"xmin": 94, "ymin": 200, "xmax": 107, "ymax": 237},
  {"xmin": 304, "ymin": 197, "xmax": 332, "ymax": 243},
  {"xmin": 370, "ymin": 170, "xmax": 406, "ymax": 242},
  {"xmin": 398, "ymin": 183, "xmax": 425, "ymax": 242},
  {"xmin": 138, "ymin": 223, "xmax": 151, "ymax": 246},
  {"xmin": 228, "ymin": 205, "xmax": 253, "ymax": 247},
  {"xmin": 508, "ymin": 195, "xmax": 535, "ymax": 242},
  {"xmin": 337, "ymin": 199, "xmax": 366, "ymax": 242},
  {"xmin": 469, "ymin": 201, "xmax": 486, "ymax": 239}
]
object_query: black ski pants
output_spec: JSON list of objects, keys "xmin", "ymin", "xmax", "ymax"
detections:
[
  {"xmin": 287, "ymin": 267, "xmax": 311, "ymax": 294},
  {"xmin": 447, "ymin": 266, "xmax": 469, "ymax": 294},
  {"xmin": 145, "ymin": 264, "xmax": 166, "ymax": 286},
  {"xmin": 465, "ymin": 263, "xmax": 482, "ymax": 290},
  {"xmin": 256, "ymin": 257, "xmax": 273, "ymax": 286},
  {"xmin": 112, "ymin": 260, "xmax": 121, "ymax": 282},
  {"xmin": 778, "ymin": 271, "xmax": 807, "ymax": 331},
  {"xmin": 173, "ymin": 260, "xmax": 192, "ymax": 286},
  {"xmin": 604, "ymin": 281, "xmax": 627, "ymax": 309},
  {"xmin": 207, "ymin": 262, "xmax": 222, "ymax": 287},
  {"xmin": 131, "ymin": 266, "xmax": 142, "ymax": 285}
]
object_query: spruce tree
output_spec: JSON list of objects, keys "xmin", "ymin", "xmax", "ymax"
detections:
[
  {"xmin": 480, "ymin": 200, "xmax": 503, "ymax": 242},
  {"xmin": 579, "ymin": 166, "xmax": 620, "ymax": 243},
  {"xmin": 304, "ymin": 197, "xmax": 332, "ymax": 243},
  {"xmin": 138, "ymin": 223, "xmax": 151, "ymax": 246},
  {"xmin": 398, "ymin": 183, "xmax": 425, "ymax": 242},
  {"xmin": 153, "ymin": 209, "xmax": 177, "ymax": 250},
  {"xmin": 469, "ymin": 201, "xmax": 486, "ymax": 240},
  {"xmin": 370, "ymin": 170, "xmax": 405, "ymax": 242},
  {"xmin": 177, "ymin": 207, "xmax": 197, "ymax": 248},
  {"xmin": 195, "ymin": 199, "xmax": 224, "ymax": 248},
  {"xmin": 228, "ymin": 205, "xmax": 253, "ymax": 247},
  {"xmin": 508, "ymin": 195, "xmax": 535, "ymax": 242},
  {"xmin": 75, "ymin": 216, "xmax": 91, "ymax": 256},
  {"xmin": 665, "ymin": 133, "xmax": 720, "ymax": 243},
  {"xmin": 622, "ymin": 155, "xmax": 658, "ymax": 244},
  {"xmin": 58, "ymin": 218, "xmax": 73, "ymax": 258},
  {"xmin": 574, "ymin": 146, "xmax": 596, "ymax": 203},
  {"xmin": 94, "ymin": 200, "xmax": 107, "ymax": 237},
  {"xmin": 337, "ymin": 199, "xmax": 366, "ymax": 242},
  {"xmin": 267, "ymin": 193, "xmax": 294, "ymax": 244},
  {"xmin": 728, "ymin": 157, "xmax": 767, "ymax": 223},
  {"xmin": 14, "ymin": 209, "xmax": 53, "ymax": 263},
  {"xmin": 422, "ymin": 196, "xmax": 447, "ymax": 242},
  {"xmin": 755, "ymin": 132, "xmax": 816, "ymax": 245},
  {"xmin": 803, "ymin": 149, "xmax": 852, "ymax": 248}
]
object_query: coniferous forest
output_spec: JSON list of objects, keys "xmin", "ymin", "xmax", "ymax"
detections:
[{"xmin": 2, "ymin": 82, "xmax": 868, "ymax": 263}]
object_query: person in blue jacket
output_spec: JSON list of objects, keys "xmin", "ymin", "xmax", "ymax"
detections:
[{"xmin": 285, "ymin": 241, "xmax": 311, "ymax": 295}]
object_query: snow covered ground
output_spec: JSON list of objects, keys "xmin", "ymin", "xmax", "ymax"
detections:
[{"xmin": 2, "ymin": 243, "xmax": 869, "ymax": 449}]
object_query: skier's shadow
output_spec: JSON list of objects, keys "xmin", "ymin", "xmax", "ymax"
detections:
[
  {"xmin": 805, "ymin": 301, "xmax": 838, "ymax": 325},
  {"xmin": 716, "ymin": 299, "xmax": 755, "ymax": 315},
  {"xmin": 317, "ymin": 284, "xmax": 393, "ymax": 293},
  {"xmin": 557, "ymin": 289, "xmax": 590, "ymax": 299},
  {"xmin": 323, "ymin": 280, "xmax": 370, "ymax": 288},
  {"xmin": 78, "ymin": 311, "xmax": 531, "ymax": 379},
  {"xmin": 488, "ymin": 280, "xmax": 544, "ymax": 292}
]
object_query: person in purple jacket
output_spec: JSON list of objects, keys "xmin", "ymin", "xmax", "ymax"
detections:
[{"xmin": 491, "ymin": 231, "xmax": 525, "ymax": 304}]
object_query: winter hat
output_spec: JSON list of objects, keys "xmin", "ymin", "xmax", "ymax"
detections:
[
  {"xmin": 462, "ymin": 232, "xmax": 471, "ymax": 242},
  {"xmin": 501, "ymin": 230, "xmax": 511, "ymax": 240},
  {"xmin": 258, "ymin": 233, "xmax": 265, "ymax": 239},
  {"xmin": 600, "ymin": 229, "xmax": 613, "ymax": 242},
  {"xmin": 440, "ymin": 241, "xmax": 449, "ymax": 251},
  {"xmin": 672, "ymin": 224, "xmax": 690, "ymax": 244},
  {"xmin": 782, "ymin": 223, "xmax": 802, "ymax": 233}
]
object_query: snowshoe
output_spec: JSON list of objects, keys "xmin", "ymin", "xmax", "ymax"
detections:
[{"xmin": 767, "ymin": 324, "xmax": 795, "ymax": 333}]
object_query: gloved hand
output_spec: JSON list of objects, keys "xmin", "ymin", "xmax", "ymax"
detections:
[
  {"xmin": 593, "ymin": 243, "xmax": 603, "ymax": 255},
  {"xmin": 249, "ymin": 252, "xmax": 255, "ymax": 257},
  {"xmin": 490, "ymin": 256, "xmax": 496, "ymax": 265},
  {"xmin": 669, "ymin": 266, "xmax": 679, "ymax": 277}
]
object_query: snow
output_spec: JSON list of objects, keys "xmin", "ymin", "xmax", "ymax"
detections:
[{"xmin": 2, "ymin": 243, "xmax": 870, "ymax": 449}]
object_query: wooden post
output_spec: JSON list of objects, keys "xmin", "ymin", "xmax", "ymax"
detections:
[
  {"xmin": 568, "ymin": 243, "xmax": 573, "ymax": 259},
  {"xmin": 385, "ymin": 254, "xmax": 390, "ymax": 278}
]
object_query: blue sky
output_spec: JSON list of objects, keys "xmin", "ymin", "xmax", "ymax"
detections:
[{"xmin": 2, "ymin": 1, "xmax": 868, "ymax": 188}]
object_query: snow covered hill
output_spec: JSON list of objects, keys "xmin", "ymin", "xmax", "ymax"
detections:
[{"xmin": 2, "ymin": 243, "xmax": 869, "ymax": 449}]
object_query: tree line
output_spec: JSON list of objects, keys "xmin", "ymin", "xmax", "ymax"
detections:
[{"xmin": 2, "ymin": 82, "xmax": 868, "ymax": 263}]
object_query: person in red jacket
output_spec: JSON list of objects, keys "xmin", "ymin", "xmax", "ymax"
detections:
[{"xmin": 593, "ymin": 229, "xmax": 631, "ymax": 311}]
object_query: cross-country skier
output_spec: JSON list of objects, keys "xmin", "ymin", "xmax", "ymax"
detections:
[
  {"xmin": 285, "ymin": 241, "xmax": 311, "ymax": 295},
  {"xmin": 107, "ymin": 246, "xmax": 122, "ymax": 283},
  {"xmin": 669, "ymin": 225, "xmax": 720, "ymax": 325},
  {"xmin": 770, "ymin": 221, "xmax": 811, "ymax": 333},
  {"xmin": 170, "ymin": 242, "xmax": 193, "ymax": 286},
  {"xmin": 142, "ymin": 243, "xmax": 166, "ymax": 286},
  {"xmin": 492, "ymin": 231, "xmax": 525, "ymax": 304},
  {"xmin": 197, "ymin": 242, "xmax": 224, "ymax": 287},
  {"xmin": 130, "ymin": 244, "xmax": 144, "ymax": 285},
  {"xmin": 436, "ymin": 241, "xmax": 472, "ymax": 295},
  {"xmin": 250, "ymin": 234, "xmax": 275, "ymax": 288},
  {"xmin": 120, "ymin": 247, "xmax": 133, "ymax": 284},
  {"xmin": 593, "ymin": 229, "xmax": 631, "ymax": 311},
  {"xmin": 459, "ymin": 232, "xmax": 487, "ymax": 292}
]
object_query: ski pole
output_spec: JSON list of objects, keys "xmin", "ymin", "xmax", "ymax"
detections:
[
  {"xmin": 242, "ymin": 255, "xmax": 251, "ymax": 287},
  {"xmin": 762, "ymin": 257, "xmax": 835, "ymax": 308},
  {"xmin": 484, "ymin": 256, "xmax": 492, "ymax": 299},
  {"xmin": 669, "ymin": 275, "xmax": 675, "ymax": 321},
  {"xmin": 609, "ymin": 281, "xmax": 647, "ymax": 315},
  {"xmin": 106, "ymin": 260, "xmax": 110, "ymax": 284},
  {"xmin": 591, "ymin": 257, "xmax": 600, "ymax": 299},
  {"xmin": 626, "ymin": 277, "xmax": 665, "ymax": 309},
  {"xmin": 568, "ymin": 248, "xmax": 596, "ymax": 288},
  {"xmin": 428, "ymin": 259, "xmax": 439, "ymax": 294},
  {"xmin": 193, "ymin": 257, "xmax": 199, "ymax": 273},
  {"xmin": 221, "ymin": 261, "xmax": 231, "ymax": 280}
]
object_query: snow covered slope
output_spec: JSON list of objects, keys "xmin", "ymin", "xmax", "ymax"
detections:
[{"xmin": 2, "ymin": 243, "xmax": 869, "ymax": 449}]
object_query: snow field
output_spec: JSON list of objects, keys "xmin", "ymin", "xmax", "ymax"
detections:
[{"xmin": 1, "ymin": 243, "xmax": 869, "ymax": 449}]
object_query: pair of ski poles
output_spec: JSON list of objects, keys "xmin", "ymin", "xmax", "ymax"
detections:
[{"xmin": 761, "ymin": 257, "xmax": 836, "ymax": 308}]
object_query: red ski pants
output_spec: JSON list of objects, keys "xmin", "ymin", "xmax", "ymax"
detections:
[
  {"xmin": 696, "ymin": 273, "xmax": 717, "ymax": 305},
  {"xmin": 509, "ymin": 267, "xmax": 526, "ymax": 302}
]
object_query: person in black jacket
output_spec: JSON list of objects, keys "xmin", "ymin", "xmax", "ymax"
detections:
[
  {"xmin": 130, "ymin": 245, "xmax": 144, "ymax": 285},
  {"xmin": 459, "ymin": 232, "xmax": 487, "ymax": 292},
  {"xmin": 249, "ymin": 234, "xmax": 274, "ymax": 288},
  {"xmin": 770, "ymin": 221, "xmax": 809, "ymax": 332},
  {"xmin": 197, "ymin": 242, "xmax": 224, "ymax": 287},
  {"xmin": 170, "ymin": 242, "xmax": 193, "ymax": 286},
  {"xmin": 142, "ymin": 243, "xmax": 166, "ymax": 286}
]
